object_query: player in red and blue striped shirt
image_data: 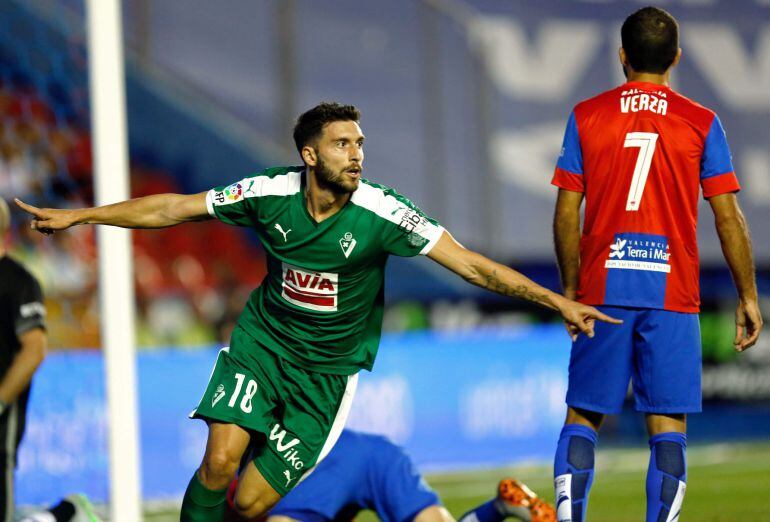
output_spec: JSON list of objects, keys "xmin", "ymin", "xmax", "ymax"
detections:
[{"xmin": 550, "ymin": 7, "xmax": 762, "ymax": 522}]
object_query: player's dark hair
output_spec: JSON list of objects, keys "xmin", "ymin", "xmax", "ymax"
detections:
[
  {"xmin": 293, "ymin": 102, "xmax": 361, "ymax": 154},
  {"xmin": 621, "ymin": 7, "xmax": 679, "ymax": 74}
]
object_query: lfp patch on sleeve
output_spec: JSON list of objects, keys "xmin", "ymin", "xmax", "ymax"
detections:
[{"xmin": 212, "ymin": 182, "xmax": 244, "ymax": 206}]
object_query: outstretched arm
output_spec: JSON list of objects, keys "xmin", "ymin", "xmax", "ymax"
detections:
[
  {"xmin": 15, "ymin": 192, "xmax": 210, "ymax": 234},
  {"xmin": 427, "ymin": 231, "xmax": 620, "ymax": 338},
  {"xmin": 709, "ymin": 192, "xmax": 763, "ymax": 351}
]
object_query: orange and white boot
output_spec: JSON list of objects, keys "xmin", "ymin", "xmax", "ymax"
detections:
[{"xmin": 497, "ymin": 478, "xmax": 557, "ymax": 522}]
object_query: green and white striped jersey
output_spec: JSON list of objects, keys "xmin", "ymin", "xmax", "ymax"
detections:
[{"xmin": 206, "ymin": 166, "xmax": 444, "ymax": 374}]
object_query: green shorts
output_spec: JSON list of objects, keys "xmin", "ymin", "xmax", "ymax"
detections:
[{"xmin": 191, "ymin": 326, "xmax": 358, "ymax": 496}]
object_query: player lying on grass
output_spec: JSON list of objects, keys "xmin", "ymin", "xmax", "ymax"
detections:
[
  {"xmin": 16, "ymin": 102, "xmax": 618, "ymax": 521},
  {"xmin": 225, "ymin": 429, "xmax": 555, "ymax": 522}
]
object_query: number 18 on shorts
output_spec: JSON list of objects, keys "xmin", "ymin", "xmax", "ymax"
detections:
[{"xmin": 190, "ymin": 345, "xmax": 355, "ymax": 495}]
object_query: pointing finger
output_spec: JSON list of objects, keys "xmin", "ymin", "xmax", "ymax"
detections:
[
  {"xmin": 592, "ymin": 309, "xmax": 623, "ymax": 324},
  {"xmin": 14, "ymin": 198, "xmax": 42, "ymax": 216}
]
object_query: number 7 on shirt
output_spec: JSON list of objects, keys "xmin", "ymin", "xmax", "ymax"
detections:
[{"xmin": 623, "ymin": 132, "xmax": 659, "ymax": 211}]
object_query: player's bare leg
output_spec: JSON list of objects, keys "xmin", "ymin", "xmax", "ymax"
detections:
[
  {"xmin": 414, "ymin": 505, "xmax": 454, "ymax": 522},
  {"xmin": 233, "ymin": 460, "xmax": 282, "ymax": 518},
  {"xmin": 553, "ymin": 407, "xmax": 603, "ymax": 522},
  {"xmin": 646, "ymin": 412, "xmax": 685, "ymax": 436},
  {"xmin": 645, "ymin": 413, "xmax": 687, "ymax": 522},
  {"xmin": 565, "ymin": 406, "xmax": 604, "ymax": 431},
  {"xmin": 180, "ymin": 422, "xmax": 251, "ymax": 521},
  {"xmin": 199, "ymin": 422, "xmax": 252, "ymax": 488}
]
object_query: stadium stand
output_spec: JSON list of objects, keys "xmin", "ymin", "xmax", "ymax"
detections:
[{"xmin": 0, "ymin": 0, "xmax": 266, "ymax": 349}]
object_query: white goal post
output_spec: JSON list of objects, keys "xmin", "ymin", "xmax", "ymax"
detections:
[{"xmin": 85, "ymin": 0, "xmax": 142, "ymax": 519}]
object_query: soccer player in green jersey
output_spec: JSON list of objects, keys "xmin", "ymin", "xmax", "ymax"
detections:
[{"xmin": 16, "ymin": 103, "xmax": 619, "ymax": 521}]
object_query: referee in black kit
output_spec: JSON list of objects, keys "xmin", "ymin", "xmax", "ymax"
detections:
[{"xmin": 0, "ymin": 198, "xmax": 46, "ymax": 520}]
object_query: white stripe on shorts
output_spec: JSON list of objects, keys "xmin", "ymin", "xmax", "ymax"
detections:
[
  {"xmin": 188, "ymin": 346, "xmax": 230, "ymax": 418},
  {"xmin": 297, "ymin": 372, "xmax": 359, "ymax": 484}
]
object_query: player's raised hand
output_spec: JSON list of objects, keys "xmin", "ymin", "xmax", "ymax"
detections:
[
  {"xmin": 14, "ymin": 199, "xmax": 79, "ymax": 235},
  {"xmin": 735, "ymin": 299, "xmax": 763, "ymax": 352},
  {"xmin": 557, "ymin": 299, "xmax": 622, "ymax": 340}
]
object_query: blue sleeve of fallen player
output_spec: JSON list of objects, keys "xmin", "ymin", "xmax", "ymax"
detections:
[{"xmin": 369, "ymin": 438, "xmax": 441, "ymax": 521}]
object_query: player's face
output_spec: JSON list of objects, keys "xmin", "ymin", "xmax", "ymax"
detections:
[{"xmin": 312, "ymin": 120, "xmax": 365, "ymax": 194}]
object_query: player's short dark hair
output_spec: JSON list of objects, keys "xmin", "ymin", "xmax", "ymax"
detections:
[
  {"xmin": 293, "ymin": 102, "xmax": 361, "ymax": 154},
  {"xmin": 621, "ymin": 7, "xmax": 679, "ymax": 74}
]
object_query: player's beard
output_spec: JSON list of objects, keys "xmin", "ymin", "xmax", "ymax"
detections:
[{"xmin": 315, "ymin": 156, "xmax": 360, "ymax": 194}]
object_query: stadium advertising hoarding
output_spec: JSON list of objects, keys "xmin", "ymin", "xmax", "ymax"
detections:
[{"xmin": 17, "ymin": 327, "xmax": 569, "ymax": 503}]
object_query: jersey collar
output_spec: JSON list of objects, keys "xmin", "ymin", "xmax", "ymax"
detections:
[{"xmin": 622, "ymin": 80, "xmax": 671, "ymax": 92}]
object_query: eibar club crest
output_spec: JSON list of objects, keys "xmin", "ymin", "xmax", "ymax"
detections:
[
  {"xmin": 339, "ymin": 232, "xmax": 357, "ymax": 258},
  {"xmin": 212, "ymin": 384, "xmax": 226, "ymax": 407}
]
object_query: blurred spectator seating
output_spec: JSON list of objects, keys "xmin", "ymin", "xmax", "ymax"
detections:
[{"xmin": 0, "ymin": 1, "xmax": 266, "ymax": 349}]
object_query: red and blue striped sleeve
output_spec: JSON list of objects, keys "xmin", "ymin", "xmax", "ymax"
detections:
[
  {"xmin": 700, "ymin": 114, "xmax": 740, "ymax": 198},
  {"xmin": 551, "ymin": 111, "xmax": 585, "ymax": 192}
]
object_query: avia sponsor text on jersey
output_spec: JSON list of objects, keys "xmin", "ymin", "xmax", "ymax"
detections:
[{"xmin": 281, "ymin": 262, "xmax": 339, "ymax": 312}]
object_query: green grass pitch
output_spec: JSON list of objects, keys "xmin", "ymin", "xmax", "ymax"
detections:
[{"xmin": 144, "ymin": 442, "xmax": 770, "ymax": 521}]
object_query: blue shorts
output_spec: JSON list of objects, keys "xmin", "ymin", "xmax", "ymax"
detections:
[
  {"xmin": 270, "ymin": 430, "xmax": 440, "ymax": 522},
  {"xmin": 566, "ymin": 306, "xmax": 701, "ymax": 414}
]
